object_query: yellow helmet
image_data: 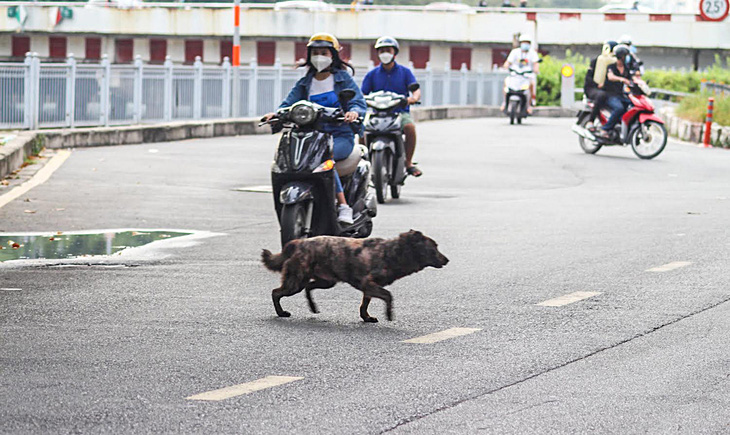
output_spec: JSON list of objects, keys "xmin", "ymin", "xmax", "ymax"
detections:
[{"xmin": 307, "ymin": 33, "xmax": 341, "ymax": 52}]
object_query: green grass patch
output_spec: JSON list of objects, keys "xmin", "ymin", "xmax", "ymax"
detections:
[{"xmin": 676, "ymin": 92, "xmax": 730, "ymax": 126}]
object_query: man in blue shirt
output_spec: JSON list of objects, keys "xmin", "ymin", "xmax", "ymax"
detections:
[{"xmin": 361, "ymin": 36, "xmax": 423, "ymax": 177}]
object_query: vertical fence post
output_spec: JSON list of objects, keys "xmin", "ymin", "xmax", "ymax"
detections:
[
  {"xmin": 133, "ymin": 55, "xmax": 143, "ymax": 124},
  {"xmin": 65, "ymin": 53, "xmax": 76, "ymax": 128},
  {"xmin": 23, "ymin": 52, "xmax": 34, "ymax": 129},
  {"xmin": 491, "ymin": 71, "xmax": 501, "ymax": 106},
  {"xmin": 476, "ymin": 64, "xmax": 484, "ymax": 106},
  {"xmin": 193, "ymin": 56, "xmax": 203, "ymax": 119},
  {"xmin": 222, "ymin": 57, "xmax": 231, "ymax": 118},
  {"xmin": 703, "ymin": 97, "xmax": 714, "ymax": 148},
  {"xmin": 443, "ymin": 61, "xmax": 451, "ymax": 106},
  {"xmin": 425, "ymin": 62, "xmax": 433, "ymax": 107},
  {"xmin": 163, "ymin": 56, "xmax": 173, "ymax": 122},
  {"xmin": 248, "ymin": 58, "xmax": 258, "ymax": 117},
  {"xmin": 460, "ymin": 63, "xmax": 468, "ymax": 106},
  {"xmin": 273, "ymin": 58, "xmax": 282, "ymax": 110},
  {"xmin": 101, "ymin": 54, "xmax": 111, "ymax": 127},
  {"xmin": 30, "ymin": 53, "xmax": 41, "ymax": 129}
]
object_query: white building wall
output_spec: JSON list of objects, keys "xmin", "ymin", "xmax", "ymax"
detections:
[
  {"xmin": 430, "ymin": 45, "xmax": 451, "ymax": 70},
  {"xmin": 473, "ymin": 46, "xmax": 493, "ymax": 71},
  {"xmin": 0, "ymin": 35, "xmax": 11, "ymax": 57},
  {"xmin": 350, "ymin": 41, "xmax": 372, "ymax": 71},
  {"xmin": 277, "ymin": 40, "xmax": 295, "ymax": 65},
  {"xmin": 35, "ymin": 35, "xmax": 50, "ymax": 58},
  {"xmin": 168, "ymin": 39, "xmax": 185, "ymax": 63},
  {"xmin": 241, "ymin": 39, "xmax": 256, "ymax": 64},
  {"xmin": 203, "ymin": 39, "xmax": 218, "ymax": 64},
  {"xmin": 134, "ymin": 38, "xmax": 149, "ymax": 62},
  {"xmin": 67, "ymin": 36, "xmax": 85, "ymax": 59}
]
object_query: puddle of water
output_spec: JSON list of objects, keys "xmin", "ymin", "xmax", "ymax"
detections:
[{"xmin": 0, "ymin": 230, "xmax": 191, "ymax": 262}]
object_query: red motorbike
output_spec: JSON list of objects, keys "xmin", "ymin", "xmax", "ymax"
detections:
[{"xmin": 572, "ymin": 80, "xmax": 668, "ymax": 159}]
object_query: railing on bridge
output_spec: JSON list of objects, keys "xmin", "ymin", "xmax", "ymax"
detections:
[{"xmin": 0, "ymin": 53, "xmax": 507, "ymax": 130}]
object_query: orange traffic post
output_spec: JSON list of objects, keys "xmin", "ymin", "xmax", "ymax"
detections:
[{"xmin": 702, "ymin": 97, "xmax": 714, "ymax": 148}]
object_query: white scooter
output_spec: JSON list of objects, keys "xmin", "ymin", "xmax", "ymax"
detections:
[{"xmin": 503, "ymin": 64, "xmax": 534, "ymax": 125}]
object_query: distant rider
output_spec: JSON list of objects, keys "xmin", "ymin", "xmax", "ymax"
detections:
[
  {"xmin": 597, "ymin": 44, "xmax": 633, "ymax": 139},
  {"xmin": 361, "ymin": 36, "xmax": 423, "ymax": 178},
  {"xmin": 263, "ymin": 33, "xmax": 366, "ymax": 224},
  {"xmin": 503, "ymin": 35, "xmax": 540, "ymax": 114}
]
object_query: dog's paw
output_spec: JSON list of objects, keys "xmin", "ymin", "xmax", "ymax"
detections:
[
  {"xmin": 362, "ymin": 316, "xmax": 379, "ymax": 323},
  {"xmin": 308, "ymin": 303, "xmax": 319, "ymax": 314},
  {"xmin": 277, "ymin": 311, "xmax": 292, "ymax": 318}
]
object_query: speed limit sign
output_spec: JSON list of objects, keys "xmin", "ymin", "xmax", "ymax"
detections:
[{"xmin": 699, "ymin": 0, "xmax": 729, "ymax": 21}]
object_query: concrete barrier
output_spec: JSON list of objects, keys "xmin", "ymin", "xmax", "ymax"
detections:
[
  {"xmin": 0, "ymin": 105, "xmax": 575, "ymax": 179},
  {"xmin": 659, "ymin": 106, "xmax": 730, "ymax": 148}
]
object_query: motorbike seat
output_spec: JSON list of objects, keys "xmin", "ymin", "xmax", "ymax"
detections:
[{"xmin": 335, "ymin": 145, "xmax": 367, "ymax": 177}]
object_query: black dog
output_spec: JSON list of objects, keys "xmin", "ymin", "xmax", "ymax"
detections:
[{"xmin": 261, "ymin": 230, "xmax": 449, "ymax": 322}]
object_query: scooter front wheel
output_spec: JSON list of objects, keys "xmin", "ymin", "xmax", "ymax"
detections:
[
  {"xmin": 578, "ymin": 115, "xmax": 603, "ymax": 155},
  {"xmin": 630, "ymin": 120, "xmax": 667, "ymax": 160},
  {"xmin": 280, "ymin": 202, "xmax": 309, "ymax": 247},
  {"xmin": 372, "ymin": 150, "xmax": 389, "ymax": 204}
]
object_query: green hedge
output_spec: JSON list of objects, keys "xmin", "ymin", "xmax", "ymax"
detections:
[
  {"xmin": 536, "ymin": 51, "xmax": 589, "ymax": 107},
  {"xmin": 676, "ymin": 92, "xmax": 730, "ymax": 126},
  {"xmin": 643, "ymin": 56, "xmax": 730, "ymax": 93}
]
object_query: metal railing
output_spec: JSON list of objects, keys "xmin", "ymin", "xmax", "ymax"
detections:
[{"xmin": 0, "ymin": 53, "xmax": 507, "ymax": 130}]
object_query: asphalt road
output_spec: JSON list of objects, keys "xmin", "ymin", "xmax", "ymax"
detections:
[{"xmin": 1, "ymin": 117, "xmax": 729, "ymax": 434}]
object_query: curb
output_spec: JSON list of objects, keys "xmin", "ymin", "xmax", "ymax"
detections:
[
  {"xmin": 659, "ymin": 106, "xmax": 730, "ymax": 148},
  {"xmin": 0, "ymin": 105, "xmax": 575, "ymax": 179}
]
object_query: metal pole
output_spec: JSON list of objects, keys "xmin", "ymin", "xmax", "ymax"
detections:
[
  {"xmin": 232, "ymin": 0, "xmax": 241, "ymax": 117},
  {"xmin": 703, "ymin": 97, "xmax": 714, "ymax": 148}
]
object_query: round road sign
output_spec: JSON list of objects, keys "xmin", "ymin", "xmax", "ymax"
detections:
[
  {"xmin": 561, "ymin": 65, "xmax": 574, "ymax": 78},
  {"xmin": 699, "ymin": 0, "xmax": 729, "ymax": 21}
]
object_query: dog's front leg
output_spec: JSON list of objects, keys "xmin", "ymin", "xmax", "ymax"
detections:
[
  {"xmin": 359, "ymin": 296, "xmax": 378, "ymax": 323},
  {"xmin": 305, "ymin": 279, "xmax": 337, "ymax": 314}
]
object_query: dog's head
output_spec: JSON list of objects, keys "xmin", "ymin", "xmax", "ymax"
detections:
[{"xmin": 401, "ymin": 230, "xmax": 449, "ymax": 269}]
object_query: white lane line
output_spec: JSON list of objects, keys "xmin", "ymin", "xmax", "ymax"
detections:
[
  {"xmin": 402, "ymin": 327, "xmax": 482, "ymax": 344},
  {"xmin": 186, "ymin": 376, "xmax": 303, "ymax": 401},
  {"xmin": 537, "ymin": 291, "xmax": 601, "ymax": 307},
  {"xmin": 1, "ymin": 288, "xmax": 22, "ymax": 291},
  {"xmin": 646, "ymin": 261, "xmax": 693, "ymax": 272},
  {"xmin": 0, "ymin": 150, "xmax": 72, "ymax": 209},
  {"xmin": 232, "ymin": 185, "xmax": 272, "ymax": 193}
]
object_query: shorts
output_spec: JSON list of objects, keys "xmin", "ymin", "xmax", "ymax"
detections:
[{"xmin": 400, "ymin": 112, "xmax": 414, "ymax": 128}]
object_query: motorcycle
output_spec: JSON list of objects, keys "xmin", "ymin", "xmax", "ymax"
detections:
[
  {"xmin": 503, "ymin": 64, "xmax": 534, "ymax": 125},
  {"xmin": 261, "ymin": 90, "xmax": 377, "ymax": 247},
  {"xmin": 363, "ymin": 83, "xmax": 420, "ymax": 204},
  {"xmin": 572, "ymin": 79, "xmax": 667, "ymax": 160}
]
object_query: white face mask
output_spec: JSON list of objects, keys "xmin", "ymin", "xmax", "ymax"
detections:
[
  {"xmin": 378, "ymin": 52, "xmax": 394, "ymax": 65},
  {"xmin": 311, "ymin": 55, "xmax": 332, "ymax": 72}
]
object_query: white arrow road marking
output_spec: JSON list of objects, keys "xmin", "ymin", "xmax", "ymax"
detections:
[
  {"xmin": 402, "ymin": 327, "xmax": 482, "ymax": 344},
  {"xmin": 186, "ymin": 376, "xmax": 303, "ymax": 401},
  {"xmin": 537, "ymin": 291, "xmax": 601, "ymax": 307},
  {"xmin": 646, "ymin": 261, "xmax": 693, "ymax": 273}
]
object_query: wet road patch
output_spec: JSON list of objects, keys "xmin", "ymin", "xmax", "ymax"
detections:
[{"xmin": 0, "ymin": 230, "xmax": 192, "ymax": 263}]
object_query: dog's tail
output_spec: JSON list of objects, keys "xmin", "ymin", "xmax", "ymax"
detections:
[{"xmin": 261, "ymin": 248, "xmax": 286, "ymax": 272}]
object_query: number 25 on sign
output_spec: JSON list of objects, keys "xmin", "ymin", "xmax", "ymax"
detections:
[{"xmin": 699, "ymin": 0, "xmax": 729, "ymax": 21}]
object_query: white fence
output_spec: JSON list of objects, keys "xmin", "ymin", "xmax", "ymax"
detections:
[{"xmin": 0, "ymin": 53, "xmax": 507, "ymax": 130}]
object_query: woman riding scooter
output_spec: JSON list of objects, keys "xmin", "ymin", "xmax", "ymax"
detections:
[{"xmin": 263, "ymin": 33, "xmax": 366, "ymax": 224}]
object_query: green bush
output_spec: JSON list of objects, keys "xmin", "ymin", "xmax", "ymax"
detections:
[
  {"xmin": 676, "ymin": 92, "xmax": 730, "ymax": 126},
  {"xmin": 536, "ymin": 51, "xmax": 589, "ymax": 106},
  {"xmin": 643, "ymin": 55, "xmax": 730, "ymax": 93}
]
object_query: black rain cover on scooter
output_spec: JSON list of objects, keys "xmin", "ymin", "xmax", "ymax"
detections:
[{"xmin": 275, "ymin": 130, "xmax": 332, "ymax": 173}]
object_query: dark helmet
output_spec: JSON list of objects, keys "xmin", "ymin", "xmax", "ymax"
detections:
[
  {"xmin": 374, "ymin": 36, "xmax": 400, "ymax": 55},
  {"xmin": 613, "ymin": 44, "xmax": 631, "ymax": 60},
  {"xmin": 603, "ymin": 40, "xmax": 618, "ymax": 54}
]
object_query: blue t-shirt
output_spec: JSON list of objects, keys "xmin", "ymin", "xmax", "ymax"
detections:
[{"xmin": 361, "ymin": 62, "xmax": 417, "ymax": 113}]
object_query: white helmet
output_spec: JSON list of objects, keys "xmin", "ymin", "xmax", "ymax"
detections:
[
  {"xmin": 619, "ymin": 34, "xmax": 632, "ymax": 46},
  {"xmin": 519, "ymin": 35, "xmax": 533, "ymax": 44}
]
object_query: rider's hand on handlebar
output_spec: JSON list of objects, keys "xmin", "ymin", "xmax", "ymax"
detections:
[
  {"xmin": 343, "ymin": 111, "xmax": 359, "ymax": 123},
  {"xmin": 262, "ymin": 112, "xmax": 276, "ymax": 122},
  {"xmin": 406, "ymin": 96, "xmax": 418, "ymax": 105}
]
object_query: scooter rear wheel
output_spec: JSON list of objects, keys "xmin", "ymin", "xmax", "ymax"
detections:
[
  {"xmin": 578, "ymin": 115, "xmax": 603, "ymax": 155},
  {"xmin": 280, "ymin": 202, "xmax": 308, "ymax": 247},
  {"xmin": 508, "ymin": 101, "xmax": 517, "ymax": 125},
  {"xmin": 389, "ymin": 151, "xmax": 401, "ymax": 199}
]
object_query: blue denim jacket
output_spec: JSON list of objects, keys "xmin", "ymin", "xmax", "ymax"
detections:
[{"xmin": 279, "ymin": 69, "xmax": 366, "ymax": 136}]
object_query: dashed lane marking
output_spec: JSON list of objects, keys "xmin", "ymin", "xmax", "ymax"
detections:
[
  {"xmin": 646, "ymin": 261, "xmax": 693, "ymax": 273},
  {"xmin": 537, "ymin": 291, "xmax": 601, "ymax": 307},
  {"xmin": 1, "ymin": 288, "xmax": 22, "ymax": 291},
  {"xmin": 186, "ymin": 376, "xmax": 303, "ymax": 401},
  {"xmin": 0, "ymin": 150, "xmax": 72, "ymax": 210},
  {"xmin": 402, "ymin": 327, "xmax": 482, "ymax": 344}
]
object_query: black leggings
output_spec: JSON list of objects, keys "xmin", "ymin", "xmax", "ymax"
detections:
[{"xmin": 585, "ymin": 88, "xmax": 608, "ymax": 122}]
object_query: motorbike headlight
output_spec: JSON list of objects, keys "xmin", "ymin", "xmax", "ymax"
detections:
[
  {"xmin": 313, "ymin": 159, "xmax": 335, "ymax": 173},
  {"xmin": 290, "ymin": 103, "xmax": 316, "ymax": 125}
]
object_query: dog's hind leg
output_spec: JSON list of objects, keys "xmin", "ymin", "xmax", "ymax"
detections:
[
  {"xmin": 272, "ymin": 261, "xmax": 308, "ymax": 318},
  {"xmin": 359, "ymin": 296, "xmax": 378, "ymax": 323},
  {"xmin": 359, "ymin": 279, "xmax": 394, "ymax": 322},
  {"xmin": 304, "ymin": 279, "xmax": 336, "ymax": 314}
]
